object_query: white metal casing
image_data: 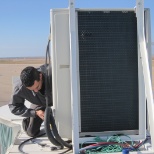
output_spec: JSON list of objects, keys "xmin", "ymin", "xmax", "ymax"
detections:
[{"xmin": 50, "ymin": 9, "xmax": 72, "ymax": 139}]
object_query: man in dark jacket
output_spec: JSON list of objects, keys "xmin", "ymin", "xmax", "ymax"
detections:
[{"xmin": 9, "ymin": 65, "xmax": 52, "ymax": 137}]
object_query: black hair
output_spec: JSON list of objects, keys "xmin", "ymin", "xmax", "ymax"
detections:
[{"xmin": 20, "ymin": 66, "xmax": 40, "ymax": 87}]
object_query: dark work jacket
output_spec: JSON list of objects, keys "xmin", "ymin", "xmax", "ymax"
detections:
[{"xmin": 8, "ymin": 65, "xmax": 52, "ymax": 118}]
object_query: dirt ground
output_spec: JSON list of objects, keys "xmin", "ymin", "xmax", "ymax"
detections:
[{"xmin": 0, "ymin": 58, "xmax": 154, "ymax": 107}]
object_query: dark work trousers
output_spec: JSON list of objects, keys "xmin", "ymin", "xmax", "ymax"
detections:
[{"xmin": 22, "ymin": 104, "xmax": 44, "ymax": 137}]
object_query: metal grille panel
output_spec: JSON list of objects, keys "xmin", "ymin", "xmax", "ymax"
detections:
[{"xmin": 78, "ymin": 11, "xmax": 139, "ymax": 132}]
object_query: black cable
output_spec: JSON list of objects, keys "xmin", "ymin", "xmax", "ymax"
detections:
[
  {"xmin": 44, "ymin": 39, "xmax": 63, "ymax": 148},
  {"xmin": 18, "ymin": 39, "xmax": 60, "ymax": 154},
  {"xmin": 18, "ymin": 35, "xmax": 72, "ymax": 153},
  {"xmin": 44, "ymin": 107, "xmax": 63, "ymax": 147},
  {"xmin": 44, "ymin": 38, "xmax": 72, "ymax": 149},
  {"xmin": 47, "ymin": 107, "xmax": 72, "ymax": 148},
  {"xmin": 18, "ymin": 133, "xmax": 46, "ymax": 154}
]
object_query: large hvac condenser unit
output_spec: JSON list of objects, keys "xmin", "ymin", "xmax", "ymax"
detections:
[{"xmin": 50, "ymin": 1, "xmax": 154, "ymax": 153}]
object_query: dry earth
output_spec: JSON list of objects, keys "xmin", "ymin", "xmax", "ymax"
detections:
[{"xmin": 0, "ymin": 58, "xmax": 154, "ymax": 107}]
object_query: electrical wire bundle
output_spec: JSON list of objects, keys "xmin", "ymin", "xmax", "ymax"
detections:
[{"xmin": 79, "ymin": 135, "xmax": 150, "ymax": 154}]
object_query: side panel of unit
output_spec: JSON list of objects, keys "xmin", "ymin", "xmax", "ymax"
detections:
[{"xmin": 50, "ymin": 9, "xmax": 72, "ymax": 139}]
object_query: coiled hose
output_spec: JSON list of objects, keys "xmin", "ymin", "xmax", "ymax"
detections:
[{"xmin": 44, "ymin": 39, "xmax": 72, "ymax": 149}]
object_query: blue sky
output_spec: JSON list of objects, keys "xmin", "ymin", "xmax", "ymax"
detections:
[{"xmin": 0, "ymin": 0, "xmax": 153, "ymax": 57}]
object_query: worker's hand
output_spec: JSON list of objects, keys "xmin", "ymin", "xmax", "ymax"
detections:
[{"xmin": 36, "ymin": 110, "xmax": 44, "ymax": 120}]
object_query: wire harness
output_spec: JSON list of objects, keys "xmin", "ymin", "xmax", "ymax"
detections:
[{"xmin": 79, "ymin": 135, "xmax": 150, "ymax": 154}]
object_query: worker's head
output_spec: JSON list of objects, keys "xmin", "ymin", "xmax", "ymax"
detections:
[{"xmin": 20, "ymin": 66, "xmax": 43, "ymax": 92}]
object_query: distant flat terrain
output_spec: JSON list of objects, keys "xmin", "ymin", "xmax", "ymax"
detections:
[
  {"xmin": 0, "ymin": 57, "xmax": 154, "ymax": 107},
  {"xmin": 0, "ymin": 57, "xmax": 45, "ymax": 64}
]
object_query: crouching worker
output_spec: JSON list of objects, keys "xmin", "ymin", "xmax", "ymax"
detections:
[{"xmin": 8, "ymin": 65, "xmax": 52, "ymax": 137}]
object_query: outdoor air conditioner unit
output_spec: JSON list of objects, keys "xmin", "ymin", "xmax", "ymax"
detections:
[{"xmin": 50, "ymin": 8, "xmax": 151, "ymax": 142}]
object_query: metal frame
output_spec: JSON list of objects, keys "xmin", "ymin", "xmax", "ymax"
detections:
[
  {"xmin": 68, "ymin": 0, "xmax": 154, "ymax": 153},
  {"xmin": 69, "ymin": 0, "xmax": 80, "ymax": 153},
  {"xmin": 136, "ymin": 0, "xmax": 154, "ymax": 150}
]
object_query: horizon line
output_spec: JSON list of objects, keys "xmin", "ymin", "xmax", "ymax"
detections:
[{"xmin": 0, "ymin": 56, "xmax": 45, "ymax": 59}]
